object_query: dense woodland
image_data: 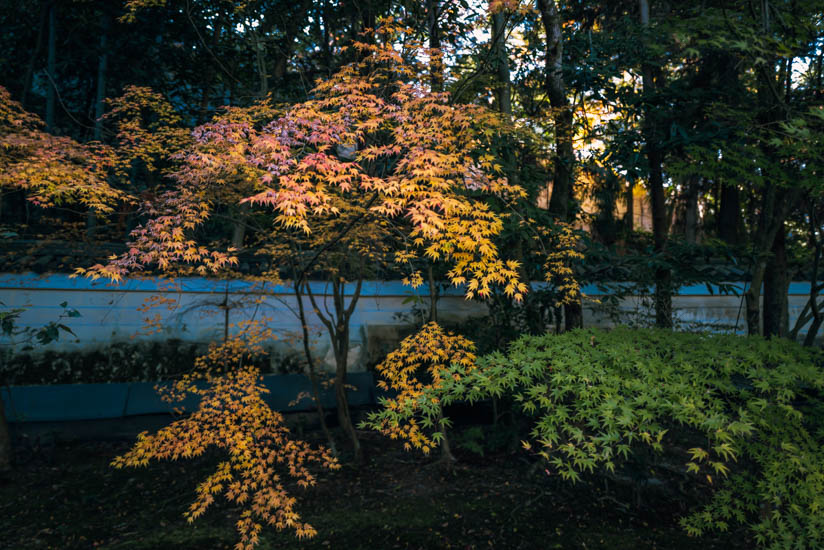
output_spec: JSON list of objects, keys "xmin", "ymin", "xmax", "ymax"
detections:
[
  {"xmin": 1, "ymin": 0, "xmax": 822, "ymax": 338},
  {"xmin": 1, "ymin": 1, "xmax": 824, "ymax": 549}
]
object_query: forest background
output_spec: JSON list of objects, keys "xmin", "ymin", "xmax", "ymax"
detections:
[
  {"xmin": 1, "ymin": 0, "xmax": 822, "ymax": 340},
  {"xmin": 1, "ymin": 1, "xmax": 824, "ymax": 549}
]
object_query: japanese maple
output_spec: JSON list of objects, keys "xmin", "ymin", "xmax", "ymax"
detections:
[
  {"xmin": 112, "ymin": 320, "xmax": 339, "ymax": 549},
  {"xmin": 82, "ymin": 22, "xmax": 528, "ymax": 466},
  {"xmin": 0, "ymin": 86, "xmax": 124, "ymax": 214},
  {"xmin": 365, "ymin": 322, "xmax": 477, "ymax": 462}
]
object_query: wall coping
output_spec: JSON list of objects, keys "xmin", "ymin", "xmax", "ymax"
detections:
[{"xmin": 1, "ymin": 273, "xmax": 820, "ymax": 297}]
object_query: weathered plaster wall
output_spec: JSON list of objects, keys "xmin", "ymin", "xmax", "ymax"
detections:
[{"xmin": 1, "ymin": 274, "xmax": 820, "ymax": 373}]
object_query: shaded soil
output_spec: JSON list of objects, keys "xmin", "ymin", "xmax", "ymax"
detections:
[{"xmin": 0, "ymin": 429, "xmax": 753, "ymax": 550}]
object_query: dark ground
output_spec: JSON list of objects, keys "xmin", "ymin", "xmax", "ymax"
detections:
[{"xmin": 0, "ymin": 424, "xmax": 754, "ymax": 550}]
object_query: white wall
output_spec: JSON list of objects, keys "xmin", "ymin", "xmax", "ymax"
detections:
[
  {"xmin": 1, "ymin": 274, "xmax": 819, "ymax": 372},
  {"xmin": 0, "ymin": 274, "xmax": 489, "ymax": 372}
]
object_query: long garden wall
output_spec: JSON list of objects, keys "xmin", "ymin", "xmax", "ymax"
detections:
[{"xmin": 1, "ymin": 273, "xmax": 820, "ymax": 373}]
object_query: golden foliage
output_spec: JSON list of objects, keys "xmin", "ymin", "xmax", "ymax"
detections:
[
  {"xmin": 85, "ymin": 25, "xmax": 529, "ymax": 301},
  {"xmin": 371, "ymin": 322, "xmax": 476, "ymax": 454},
  {"xmin": 111, "ymin": 320, "xmax": 339, "ymax": 549},
  {"xmin": 538, "ymin": 221, "xmax": 585, "ymax": 306},
  {"xmin": 0, "ymin": 86, "xmax": 127, "ymax": 214}
]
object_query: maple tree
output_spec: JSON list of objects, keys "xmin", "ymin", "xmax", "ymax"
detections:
[
  {"xmin": 112, "ymin": 320, "xmax": 338, "ymax": 549},
  {"xmin": 0, "ymin": 86, "xmax": 124, "ymax": 215},
  {"xmin": 101, "ymin": 85, "xmax": 191, "ymax": 186},
  {"xmin": 82, "ymin": 22, "xmax": 530, "ymax": 464},
  {"xmin": 364, "ymin": 322, "xmax": 477, "ymax": 465}
]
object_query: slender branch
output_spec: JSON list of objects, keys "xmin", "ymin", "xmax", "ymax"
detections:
[
  {"xmin": 305, "ymin": 279, "xmax": 335, "ymax": 339},
  {"xmin": 344, "ymin": 274, "xmax": 364, "ymax": 320},
  {"xmin": 295, "ymin": 192, "xmax": 379, "ymax": 282}
]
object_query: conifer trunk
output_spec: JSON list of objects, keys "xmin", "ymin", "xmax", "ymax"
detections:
[
  {"xmin": 46, "ymin": 1, "xmax": 57, "ymax": 132},
  {"xmin": 538, "ymin": 0, "xmax": 583, "ymax": 330},
  {"xmin": 763, "ymin": 223, "xmax": 789, "ymax": 338},
  {"xmin": 638, "ymin": 0, "xmax": 672, "ymax": 328}
]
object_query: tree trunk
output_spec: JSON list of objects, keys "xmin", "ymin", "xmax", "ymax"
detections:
[
  {"xmin": 763, "ymin": 223, "xmax": 789, "ymax": 338},
  {"xmin": 321, "ymin": 3, "xmax": 333, "ymax": 76},
  {"xmin": 46, "ymin": 1, "xmax": 57, "ymax": 132},
  {"xmin": 333, "ymin": 340, "xmax": 361, "ymax": 463},
  {"xmin": 427, "ymin": 0, "xmax": 443, "ymax": 92},
  {"xmin": 307, "ymin": 277, "xmax": 363, "ymax": 464},
  {"xmin": 745, "ymin": 0, "xmax": 791, "ymax": 336},
  {"xmin": 745, "ymin": 261, "xmax": 766, "ymax": 336},
  {"xmin": 252, "ymin": 28, "xmax": 268, "ymax": 97},
  {"xmin": 537, "ymin": 0, "xmax": 573, "ymax": 220},
  {"xmin": 231, "ymin": 203, "xmax": 250, "ymax": 250},
  {"xmin": 93, "ymin": 13, "xmax": 108, "ymax": 141},
  {"xmin": 491, "ymin": 10, "xmax": 512, "ymax": 116},
  {"xmin": 198, "ymin": 12, "xmax": 223, "ymax": 119},
  {"xmin": 638, "ymin": 0, "xmax": 672, "ymax": 328},
  {"xmin": 427, "ymin": 264, "xmax": 438, "ymax": 323},
  {"xmin": 624, "ymin": 181, "xmax": 634, "ymax": 232},
  {"xmin": 21, "ymin": 2, "xmax": 47, "ymax": 108},
  {"xmin": 437, "ymin": 412, "xmax": 455, "ymax": 470},
  {"xmin": 538, "ymin": 0, "xmax": 583, "ymax": 330},
  {"xmin": 745, "ymin": 186, "xmax": 798, "ymax": 335},
  {"xmin": 294, "ymin": 279, "xmax": 337, "ymax": 455},
  {"xmin": 717, "ymin": 183, "xmax": 741, "ymax": 245},
  {"xmin": 87, "ymin": 11, "xmax": 109, "ymax": 237},
  {"xmin": 684, "ymin": 178, "xmax": 699, "ymax": 244},
  {"xmin": 803, "ymin": 208, "xmax": 823, "ymax": 345},
  {"xmin": 332, "ymin": 316, "xmax": 361, "ymax": 463}
]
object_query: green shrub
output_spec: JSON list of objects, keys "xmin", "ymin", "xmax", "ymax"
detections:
[
  {"xmin": 417, "ymin": 328, "xmax": 824, "ymax": 549},
  {"xmin": 0, "ymin": 340, "xmax": 299, "ymax": 384}
]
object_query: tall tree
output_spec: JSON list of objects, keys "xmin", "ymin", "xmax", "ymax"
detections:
[
  {"xmin": 637, "ymin": 0, "xmax": 672, "ymax": 328},
  {"xmin": 537, "ymin": 0, "xmax": 583, "ymax": 329}
]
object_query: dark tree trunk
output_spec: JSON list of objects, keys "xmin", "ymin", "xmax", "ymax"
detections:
[
  {"xmin": 307, "ymin": 277, "xmax": 363, "ymax": 464},
  {"xmin": 93, "ymin": 13, "xmax": 108, "ymax": 140},
  {"xmin": 333, "ymin": 326, "xmax": 361, "ymax": 463},
  {"xmin": 320, "ymin": 3, "xmax": 333, "ymax": 76},
  {"xmin": 491, "ymin": 10, "xmax": 511, "ymax": 116},
  {"xmin": 717, "ymin": 183, "xmax": 741, "ymax": 245},
  {"xmin": 46, "ymin": 1, "xmax": 57, "ymax": 132},
  {"xmin": 744, "ymin": 188, "xmax": 797, "ymax": 335},
  {"xmin": 427, "ymin": 0, "xmax": 443, "ymax": 92},
  {"xmin": 198, "ymin": 12, "xmax": 224, "ymax": 119},
  {"xmin": 684, "ymin": 178, "xmax": 700, "ymax": 244},
  {"xmin": 427, "ymin": 265, "xmax": 438, "ymax": 323},
  {"xmin": 763, "ymin": 223, "xmax": 789, "ymax": 338},
  {"xmin": 538, "ymin": 0, "xmax": 573, "ymax": 220},
  {"xmin": 253, "ymin": 29, "xmax": 269, "ymax": 96},
  {"xmin": 594, "ymin": 172, "xmax": 620, "ymax": 246},
  {"xmin": 538, "ymin": 0, "xmax": 583, "ymax": 330},
  {"xmin": 803, "ymin": 208, "xmax": 823, "ymax": 345},
  {"xmin": 638, "ymin": 0, "xmax": 672, "ymax": 328},
  {"xmin": 87, "ymin": 10, "xmax": 109, "ymax": 236},
  {"xmin": 297, "ymin": 301, "xmax": 337, "ymax": 455},
  {"xmin": 231, "ymin": 203, "xmax": 250, "ymax": 250},
  {"xmin": 21, "ymin": 2, "xmax": 48, "ymax": 108},
  {"xmin": 624, "ymin": 182, "xmax": 634, "ymax": 232},
  {"xmin": 745, "ymin": 0, "xmax": 793, "ymax": 336}
]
